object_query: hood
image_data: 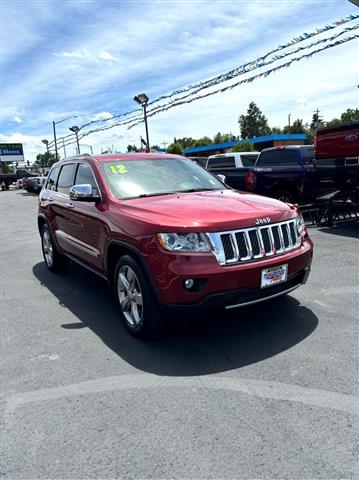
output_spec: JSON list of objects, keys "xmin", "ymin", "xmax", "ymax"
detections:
[{"xmin": 116, "ymin": 190, "xmax": 297, "ymax": 231}]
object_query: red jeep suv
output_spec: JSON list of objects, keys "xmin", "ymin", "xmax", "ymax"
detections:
[{"xmin": 38, "ymin": 153, "xmax": 313, "ymax": 337}]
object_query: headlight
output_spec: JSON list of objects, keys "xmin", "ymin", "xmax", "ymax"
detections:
[
  {"xmin": 296, "ymin": 212, "xmax": 305, "ymax": 234},
  {"xmin": 157, "ymin": 233, "xmax": 211, "ymax": 252}
]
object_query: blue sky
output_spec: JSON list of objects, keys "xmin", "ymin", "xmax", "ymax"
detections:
[{"xmin": 1, "ymin": 0, "xmax": 358, "ymax": 161}]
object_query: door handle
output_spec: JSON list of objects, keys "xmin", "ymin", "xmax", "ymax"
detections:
[{"xmin": 66, "ymin": 202, "xmax": 74, "ymax": 208}]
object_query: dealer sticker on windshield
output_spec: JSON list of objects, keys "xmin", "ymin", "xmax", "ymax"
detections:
[{"xmin": 261, "ymin": 264, "xmax": 288, "ymax": 288}]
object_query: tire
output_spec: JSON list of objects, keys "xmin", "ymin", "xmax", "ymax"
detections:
[
  {"xmin": 114, "ymin": 255, "xmax": 165, "ymax": 338},
  {"xmin": 41, "ymin": 224, "xmax": 68, "ymax": 272},
  {"xmin": 273, "ymin": 189, "xmax": 295, "ymax": 204}
]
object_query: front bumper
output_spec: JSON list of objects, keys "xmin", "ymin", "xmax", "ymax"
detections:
[
  {"xmin": 147, "ymin": 236, "xmax": 313, "ymax": 306},
  {"xmin": 161, "ymin": 267, "xmax": 310, "ymax": 314}
]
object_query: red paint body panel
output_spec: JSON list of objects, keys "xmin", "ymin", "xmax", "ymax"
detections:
[
  {"xmin": 39, "ymin": 154, "xmax": 313, "ymax": 307},
  {"xmin": 315, "ymin": 122, "xmax": 359, "ymax": 159}
]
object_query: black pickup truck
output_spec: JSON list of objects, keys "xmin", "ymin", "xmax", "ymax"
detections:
[
  {"xmin": 0, "ymin": 169, "xmax": 37, "ymax": 190},
  {"xmin": 208, "ymin": 144, "xmax": 359, "ymax": 204}
]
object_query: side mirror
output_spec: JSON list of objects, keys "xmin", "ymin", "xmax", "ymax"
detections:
[
  {"xmin": 69, "ymin": 184, "xmax": 101, "ymax": 203},
  {"xmin": 216, "ymin": 174, "xmax": 226, "ymax": 183}
]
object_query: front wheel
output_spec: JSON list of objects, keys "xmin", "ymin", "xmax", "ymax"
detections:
[{"xmin": 114, "ymin": 255, "xmax": 164, "ymax": 338}]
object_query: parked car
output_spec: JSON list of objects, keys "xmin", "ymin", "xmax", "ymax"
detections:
[
  {"xmin": 314, "ymin": 121, "xmax": 359, "ymax": 192},
  {"xmin": 187, "ymin": 156, "xmax": 208, "ymax": 167},
  {"xmin": 38, "ymin": 153, "xmax": 313, "ymax": 337},
  {"xmin": 25, "ymin": 175, "xmax": 47, "ymax": 193},
  {"xmin": 0, "ymin": 169, "xmax": 36, "ymax": 191},
  {"xmin": 211, "ymin": 145, "xmax": 359, "ymax": 204},
  {"xmin": 206, "ymin": 151, "xmax": 258, "ymax": 170}
]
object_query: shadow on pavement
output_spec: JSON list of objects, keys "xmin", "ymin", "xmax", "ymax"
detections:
[
  {"xmin": 318, "ymin": 223, "xmax": 359, "ymax": 239},
  {"xmin": 33, "ymin": 261, "xmax": 318, "ymax": 377}
]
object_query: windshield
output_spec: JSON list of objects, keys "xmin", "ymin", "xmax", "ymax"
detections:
[{"xmin": 101, "ymin": 157, "xmax": 226, "ymax": 199}]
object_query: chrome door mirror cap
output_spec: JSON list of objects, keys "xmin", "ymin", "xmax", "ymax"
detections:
[
  {"xmin": 69, "ymin": 184, "xmax": 101, "ymax": 203},
  {"xmin": 216, "ymin": 174, "xmax": 226, "ymax": 184}
]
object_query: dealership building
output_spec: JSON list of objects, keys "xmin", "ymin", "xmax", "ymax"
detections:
[{"xmin": 182, "ymin": 133, "xmax": 307, "ymax": 157}]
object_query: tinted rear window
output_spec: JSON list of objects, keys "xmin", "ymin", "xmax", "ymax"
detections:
[
  {"xmin": 256, "ymin": 150, "xmax": 298, "ymax": 166},
  {"xmin": 241, "ymin": 154, "xmax": 258, "ymax": 167},
  {"xmin": 57, "ymin": 164, "xmax": 76, "ymax": 194},
  {"xmin": 301, "ymin": 147, "xmax": 314, "ymax": 164},
  {"xmin": 208, "ymin": 156, "xmax": 235, "ymax": 168},
  {"xmin": 46, "ymin": 166, "xmax": 60, "ymax": 191}
]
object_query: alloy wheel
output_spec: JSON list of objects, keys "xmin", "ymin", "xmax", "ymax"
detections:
[
  {"xmin": 117, "ymin": 265, "xmax": 143, "ymax": 327},
  {"xmin": 42, "ymin": 229, "xmax": 54, "ymax": 267}
]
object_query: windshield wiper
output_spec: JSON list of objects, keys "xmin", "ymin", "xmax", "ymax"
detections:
[
  {"xmin": 137, "ymin": 192, "xmax": 175, "ymax": 198},
  {"xmin": 177, "ymin": 188, "xmax": 221, "ymax": 193}
]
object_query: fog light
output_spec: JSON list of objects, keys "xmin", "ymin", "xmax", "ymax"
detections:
[{"xmin": 184, "ymin": 279, "xmax": 194, "ymax": 289}]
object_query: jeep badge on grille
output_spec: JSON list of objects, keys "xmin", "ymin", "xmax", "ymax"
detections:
[{"xmin": 255, "ymin": 217, "xmax": 271, "ymax": 225}]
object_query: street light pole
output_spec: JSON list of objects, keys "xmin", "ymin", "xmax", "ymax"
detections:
[
  {"xmin": 134, "ymin": 93, "xmax": 150, "ymax": 152},
  {"xmin": 143, "ymin": 103, "xmax": 149, "ymax": 153},
  {"xmin": 52, "ymin": 121, "xmax": 58, "ymax": 161},
  {"xmin": 52, "ymin": 115, "xmax": 78, "ymax": 161},
  {"xmin": 41, "ymin": 139, "xmax": 49, "ymax": 174},
  {"xmin": 69, "ymin": 126, "xmax": 80, "ymax": 154}
]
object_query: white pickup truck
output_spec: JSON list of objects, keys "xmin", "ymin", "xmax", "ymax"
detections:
[{"xmin": 206, "ymin": 151, "xmax": 259, "ymax": 169}]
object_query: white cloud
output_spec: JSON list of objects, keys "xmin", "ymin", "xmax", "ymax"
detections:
[
  {"xmin": 54, "ymin": 49, "xmax": 119, "ymax": 63},
  {"xmin": 2, "ymin": 0, "xmax": 358, "ymax": 158},
  {"xmin": 98, "ymin": 51, "xmax": 119, "ymax": 62},
  {"xmin": 11, "ymin": 116, "xmax": 23, "ymax": 124},
  {"xmin": 91, "ymin": 111, "xmax": 113, "ymax": 121}
]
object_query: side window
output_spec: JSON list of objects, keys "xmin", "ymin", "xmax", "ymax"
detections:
[
  {"xmin": 57, "ymin": 164, "xmax": 76, "ymax": 195},
  {"xmin": 241, "ymin": 155, "xmax": 258, "ymax": 167},
  {"xmin": 256, "ymin": 150, "xmax": 298, "ymax": 166},
  {"xmin": 301, "ymin": 148, "xmax": 314, "ymax": 164},
  {"xmin": 46, "ymin": 166, "xmax": 60, "ymax": 191},
  {"xmin": 75, "ymin": 163, "xmax": 100, "ymax": 196},
  {"xmin": 207, "ymin": 156, "xmax": 235, "ymax": 168}
]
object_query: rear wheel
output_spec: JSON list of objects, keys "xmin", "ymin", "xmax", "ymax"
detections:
[
  {"xmin": 114, "ymin": 255, "xmax": 164, "ymax": 338},
  {"xmin": 41, "ymin": 224, "xmax": 68, "ymax": 272},
  {"xmin": 273, "ymin": 189, "xmax": 295, "ymax": 204}
]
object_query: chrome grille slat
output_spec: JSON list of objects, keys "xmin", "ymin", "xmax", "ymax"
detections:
[{"xmin": 209, "ymin": 219, "xmax": 302, "ymax": 266}]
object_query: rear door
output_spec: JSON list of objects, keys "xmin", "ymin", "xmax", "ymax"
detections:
[
  {"xmin": 254, "ymin": 148, "xmax": 303, "ymax": 196},
  {"xmin": 207, "ymin": 155, "xmax": 247, "ymax": 190},
  {"xmin": 50, "ymin": 163, "xmax": 77, "ymax": 255}
]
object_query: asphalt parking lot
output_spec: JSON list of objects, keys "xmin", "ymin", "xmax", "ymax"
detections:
[{"xmin": 1, "ymin": 189, "xmax": 358, "ymax": 479}]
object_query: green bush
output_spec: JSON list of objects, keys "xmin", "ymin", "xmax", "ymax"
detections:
[
  {"xmin": 232, "ymin": 141, "xmax": 254, "ymax": 152},
  {"xmin": 167, "ymin": 143, "xmax": 184, "ymax": 155}
]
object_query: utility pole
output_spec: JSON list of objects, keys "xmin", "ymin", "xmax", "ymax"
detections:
[
  {"xmin": 62, "ymin": 138, "xmax": 67, "ymax": 158},
  {"xmin": 288, "ymin": 114, "xmax": 291, "ymax": 140},
  {"xmin": 313, "ymin": 108, "xmax": 322, "ymax": 128},
  {"xmin": 161, "ymin": 140, "xmax": 168, "ymax": 149}
]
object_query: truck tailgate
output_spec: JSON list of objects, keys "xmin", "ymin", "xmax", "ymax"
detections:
[{"xmin": 315, "ymin": 122, "xmax": 359, "ymax": 159}]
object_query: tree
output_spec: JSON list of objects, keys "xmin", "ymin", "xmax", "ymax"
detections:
[
  {"xmin": 127, "ymin": 144, "xmax": 138, "ymax": 152},
  {"xmin": 283, "ymin": 118, "xmax": 305, "ymax": 134},
  {"xmin": 310, "ymin": 112, "xmax": 324, "ymax": 130},
  {"xmin": 341, "ymin": 108, "xmax": 359, "ymax": 124},
  {"xmin": 35, "ymin": 152, "xmax": 57, "ymax": 169},
  {"xmin": 232, "ymin": 141, "xmax": 254, "ymax": 152},
  {"xmin": 194, "ymin": 136, "xmax": 213, "ymax": 147},
  {"xmin": 325, "ymin": 118, "xmax": 341, "ymax": 127},
  {"xmin": 213, "ymin": 132, "xmax": 232, "ymax": 144},
  {"xmin": 167, "ymin": 143, "xmax": 183, "ymax": 155},
  {"xmin": 238, "ymin": 102, "xmax": 271, "ymax": 138},
  {"xmin": 176, "ymin": 137, "xmax": 196, "ymax": 148},
  {"xmin": 270, "ymin": 127, "xmax": 282, "ymax": 134},
  {"xmin": 0, "ymin": 161, "xmax": 11, "ymax": 174}
]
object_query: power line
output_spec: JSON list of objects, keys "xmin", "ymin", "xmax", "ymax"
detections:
[{"xmin": 48, "ymin": 17, "xmax": 359, "ymax": 150}]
